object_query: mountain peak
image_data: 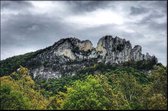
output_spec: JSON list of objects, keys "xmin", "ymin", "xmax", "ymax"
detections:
[{"xmin": 2, "ymin": 35, "xmax": 157, "ymax": 79}]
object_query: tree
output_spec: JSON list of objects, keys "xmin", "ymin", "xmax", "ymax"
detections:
[
  {"xmin": 0, "ymin": 84, "xmax": 31, "ymax": 110},
  {"xmin": 47, "ymin": 92, "xmax": 67, "ymax": 110},
  {"xmin": 62, "ymin": 75, "xmax": 130, "ymax": 110},
  {"xmin": 107, "ymin": 72, "xmax": 144, "ymax": 109},
  {"xmin": 143, "ymin": 65, "xmax": 167, "ymax": 110},
  {"xmin": 0, "ymin": 66, "xmax": 49, "ymax": 110}
]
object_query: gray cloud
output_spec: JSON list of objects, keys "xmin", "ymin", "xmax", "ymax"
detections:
[
  {"xmin": 1, "ymin": 1, "xmax": 167, "ymax": 66},
  {"xmin": 1, "ymin": 1, "xmax": 32, "ymax": 10},
  {"xmin": 65, "ymin": 1, "xmax": 112, "ymax": 14},
  {"xmin": 130, "ymin": 6, "xmax": 149, "ymax": 15},
  {"xmin": 2, "ymin": 14, "xmax": 73, "ymax": 49}
]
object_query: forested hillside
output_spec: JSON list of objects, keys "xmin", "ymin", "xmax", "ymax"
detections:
[
  {"xmin": 0, "ymin": 64, "xmax": 167, "ymax": 110},
  {"xmin": 0, "ymin": 36, "xmax": 167, "ymax": 110}
]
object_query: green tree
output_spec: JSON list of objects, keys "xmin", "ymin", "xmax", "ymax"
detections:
[
  {"xmin": 0, "ymin": 66, "xmax": 49, "ymax": 110},
  {"xmin": 0, "ymin": 84, "xmax": 31, "ymax": 110},
  {"xmin": 62, "ymin": 75, "xmax": 130, "ymax": 110},
  {"xmin": 143, "ymin": 65, "xmax": 167, "ymax": 110},
  {"xmin": 47, "ymin": 91, "xmax": 67, "ymax": 110},
  {"xmin": 107, "ymin": 72, "xmax": 144, "ymax": 109}
]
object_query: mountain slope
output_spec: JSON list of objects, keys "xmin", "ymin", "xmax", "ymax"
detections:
[
  {"xmin": 0, "ymin": 35, "xmax": 166, "ymax": 110},
  {"xmin": 0, "ymin": 35, "xmax": 158, "ymax": 79}
]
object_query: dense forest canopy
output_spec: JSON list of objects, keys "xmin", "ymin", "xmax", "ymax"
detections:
[{"xmin": 0, "ymin": 63, "xmax": 167, "ymax": 110}]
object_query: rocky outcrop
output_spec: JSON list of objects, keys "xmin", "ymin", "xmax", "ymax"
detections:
[
  {"xmin": 26, "ymin": 35, "xmax": 157, "ymax": 79},
  {"xmin": 96, "ymin": 35, "xmax": 154, "ymax": 64},
  {"xmin": 96, "ymin": 35, "xmax": 133, "ymax": 64},
  {"xmin": 52, "ymin": 38, "xmax": 94, "ymax": 60},
  {"xmin": 78, "ymin": 40, "xmax": 93, "ymax": 51}
]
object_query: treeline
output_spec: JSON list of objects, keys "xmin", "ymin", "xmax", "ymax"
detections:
[
  {"xmin": 0, "ymin": 52, "xmax": 36, "ymax": 76},
  {"xmin": 0, "ymin": 64, "xmax": 167, "ymax": 110},
  {"xmin": 0, "ymin": 45, "xmax": 52, "ymax": 77}
]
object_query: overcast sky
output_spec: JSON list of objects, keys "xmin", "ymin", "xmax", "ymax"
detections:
[{"xmin": 1, "ymin": 1, "xmax": 167, "ymax": 65}]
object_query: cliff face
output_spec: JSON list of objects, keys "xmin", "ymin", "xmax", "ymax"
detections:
[
  {"xmin": 26, "ymin": 35, "xmax": 156, "ymax": 79},
  {"xmin": 96, "ymin": 36, "xmax": 132, "ymax": 63},
  {"xmin": 96, "ymin": 35, "xmax": 152, "ymax": 64}
]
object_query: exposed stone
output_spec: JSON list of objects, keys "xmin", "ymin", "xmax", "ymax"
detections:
[
  {"xmin": 26, "ymin": 35, "xmax": 156, "ymax": 79},
  {"xmin": 57, "ymin": 49, "xmax": 76, "ymax": 60},
  {"xmin": 78, "ymin": 40, "xmax": 93, "ymax": 51},
  {"xmin": 96, "ymin": 35, "xmax": 133, "ymax": 64},
  {"xmin": 131, "ymin": 45, "xmax": 143, "ymax": 61}
]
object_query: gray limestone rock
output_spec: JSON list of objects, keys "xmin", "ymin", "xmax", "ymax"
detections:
[{"xmin": 26, "ymin": 36, "xmax": 156, "ymax": 79}]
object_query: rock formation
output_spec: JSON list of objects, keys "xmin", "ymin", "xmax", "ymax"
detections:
[{"xmin": 26, "ymin": 35, "xmax": 156, "ymax": 79}]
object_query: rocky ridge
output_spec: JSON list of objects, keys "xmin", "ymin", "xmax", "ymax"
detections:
[{"xmin": 26, "ymin": 35, "xmax": 156, "ymax": 79}]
